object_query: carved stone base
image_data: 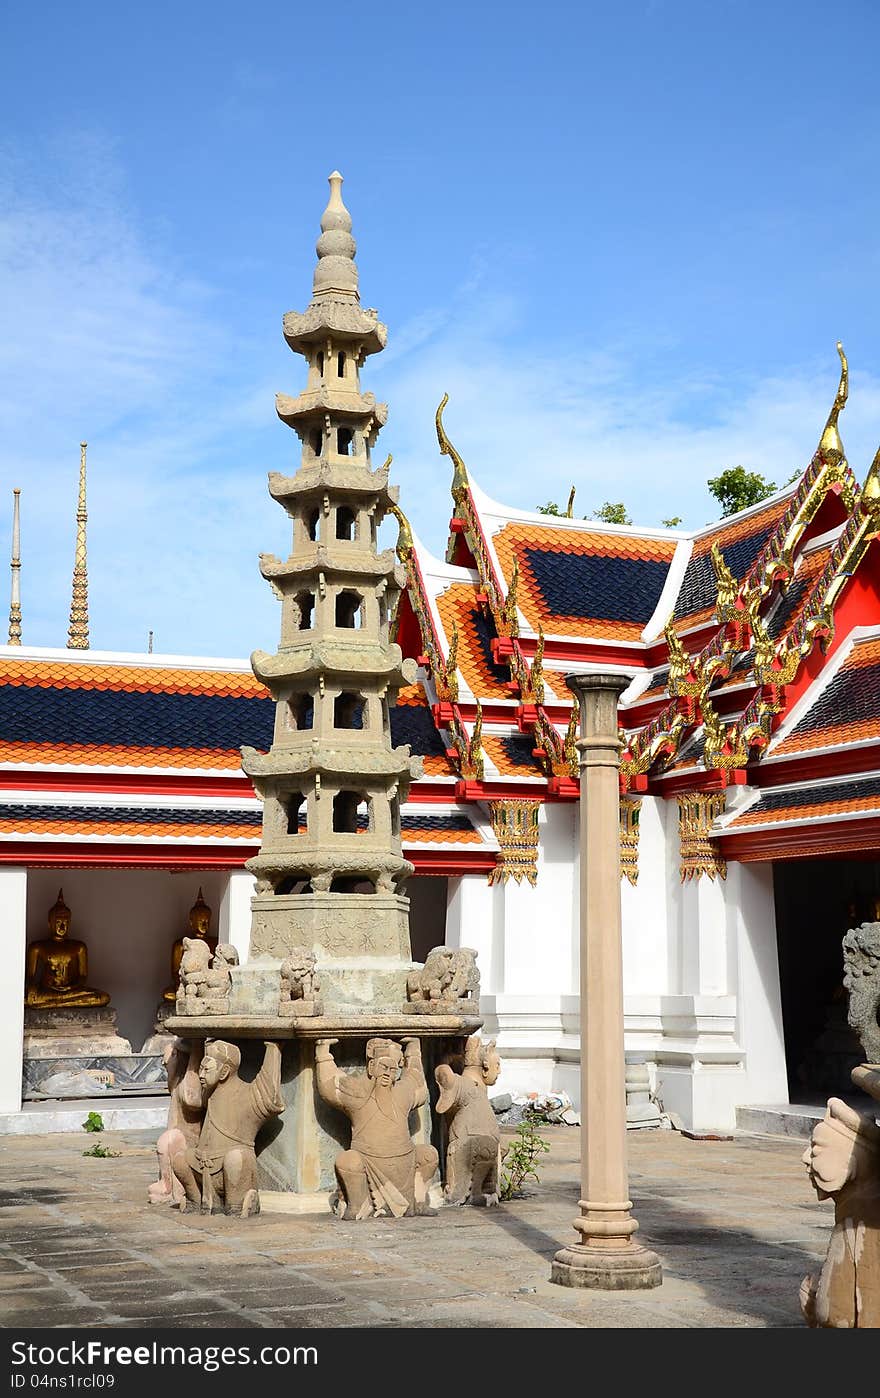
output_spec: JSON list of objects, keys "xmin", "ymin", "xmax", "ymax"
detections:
[
  {"xmin": 23, "ymin": 1006, "xmax": 131, "ymax": 1059},
  {"xmin": 404, "ymin": 998, "xmax": 479, "ymax": 1016},
  {"xmin": 249, "ymin": 891, "xmax": 411, "ymax": 961},
  {"xmin": 279, "ymin": 1000, "xmax": 322, "ymax": 1018},
  {"xmin": 550, "ymin": 1243, "xmax": 663, "ymax": 1290}
]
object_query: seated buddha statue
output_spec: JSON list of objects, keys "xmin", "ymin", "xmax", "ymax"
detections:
[
  {"xmin": 163, "ymin": 888, "xmax": 217, "ymax": 1002},
  {"xmin": 24, "ymin": 889, "xmax": 110, "ymax": 1008}
]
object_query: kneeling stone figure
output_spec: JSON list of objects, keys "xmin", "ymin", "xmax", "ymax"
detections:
[
  {"xmin": 315, "ymin": 1036, "xmax": 438, "ymax": 1220},
  {"xmin": 170, "ymin": 1039, "xmax": 283, "ymax": 1217},
  {"xmin": 435, "ymin": 1035, "xmax": 504, "ymax": 1206}
]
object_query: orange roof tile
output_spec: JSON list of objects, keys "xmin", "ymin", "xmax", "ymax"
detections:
[{"xmin": 435, "ymin": 583, "xmax": 511, "ymax": 699}]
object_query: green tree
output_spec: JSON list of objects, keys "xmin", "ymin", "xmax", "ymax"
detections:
[
  {"xmin": 662, "ymin": 515, "xmax": 683, "ymax": 528},
  {"xmin": 707, "ymin": 466, "xmax": 777, "ymax": 517},
  {"xmin": 592, "ymin": 501, "xmax": 632, "ymax": 526},
  {"xmin": 536, "ymin": 501, "xmax": 565, "ymax": 516}
]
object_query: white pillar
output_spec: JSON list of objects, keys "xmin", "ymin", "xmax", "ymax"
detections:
[
  {"xmin": 0, "ymin": 867, "xmax": 27, "ymax": 1113},
  {"xmin": 218, "ymin": 869, "xmax": 256, "ymax": 963},
  {"xmin": 681, "ymin": 874, "xmax": 729, "ymax": 995},
  {"xmin": 445, "ymin": 874, "xmax": 502, "ymax": 990},
  {"xmin": 621, "ymin": 796, "xmax": 670, "ymax": 995},
  {"xmin": 729, "ymin": 862, "xmax": 788, "ymax": 1104}
]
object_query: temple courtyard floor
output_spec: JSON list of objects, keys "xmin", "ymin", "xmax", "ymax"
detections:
[{"xmin": 0, "ymin": 1124, "xmax": 826, "ymax": 1329}]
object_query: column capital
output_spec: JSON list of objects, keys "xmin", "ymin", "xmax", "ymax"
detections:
[{"xmin": 565, "ymin": 671, "xmax": 631, "ymax": 698}]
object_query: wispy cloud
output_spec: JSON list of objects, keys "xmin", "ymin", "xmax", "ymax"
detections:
[
  {"xmin": 377, "ymin": 292, "xmax": 880, "ymax": 540},
  {"xmin": 2, "ymin": 135, "xmax": 879, "ymax": 661}
]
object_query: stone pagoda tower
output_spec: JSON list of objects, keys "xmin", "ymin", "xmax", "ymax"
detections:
[
  {"xmin": 241, "ymin": 171, "xmax": 422, "ymax": 984},
  {"xmin": 166, "ymin": 174, "xmax": 480, "ymax": 1201}
]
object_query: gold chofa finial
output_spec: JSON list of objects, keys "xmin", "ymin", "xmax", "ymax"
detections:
[
  {"xmin": 67, "ymin": 442, "xmax": 89, "ymax": 650},
  {"xmin": 8, "ymin": 488, "xmax": 21, "ymax": 646},
  {"xmin": 818, "ymin": 343, "xmax": 849, "ymax": 466},
  {"xmin": 435, "ymin": 395, "xmax": 469, "ymax": 506},
  {"xmin": 710, "ymin": 542, "xmax": 738, "ymax": 622},
  {"xmin": 387, "ymin": 501, "xmax": 414, "ymax": 563},
  {"xmin": 566, "ymin": 486, "xmax": 576, "ymax": 519},
  {"xmin": 860, "ymin": 442, "xmax": 880, "ymax": 517}
]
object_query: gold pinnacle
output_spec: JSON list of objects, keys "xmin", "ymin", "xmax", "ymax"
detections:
[{"xmin": 67, "ymin": 441, "xmax": 89, "ymax": 650}]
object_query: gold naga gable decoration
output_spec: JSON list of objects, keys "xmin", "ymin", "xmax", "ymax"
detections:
[
  {"xmin": 437, "ymin": 394, "xmax": 520, "ymax": 638},
  {"xmin": 619, "ymin": 797, "xmax": 642, "ymax": 886},
  {"xmin": 488, "ymin": 799, "xmax": 541, "ymax": 886},
  {"xmin": 678, "ymin": 792, "xmax": 727, "ymax": 882},
  {"xmin": 460, "ymin": 700, "xmax": 485, "ymax": 780},
  {"xmin": 710, "ymin": 542, "xmax": 739, "ymax": 624}
]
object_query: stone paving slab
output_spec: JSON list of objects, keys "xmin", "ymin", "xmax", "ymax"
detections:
[{"xmin": 0, "ymin": 1124, "xmax": 828, "ymax": 1329}]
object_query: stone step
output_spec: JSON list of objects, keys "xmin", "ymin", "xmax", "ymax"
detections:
[
  {"xmin": 0, "ymin": 1096, "xmax": 167, "ymax": 1136},
  {"xmin": 735, "ymin": 1103, "xmax": 825, "ymax": 1139}
]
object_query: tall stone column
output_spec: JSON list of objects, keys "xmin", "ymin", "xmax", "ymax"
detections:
[{"xmin": 551, "ymin": 673, "xmax": 662, "ymax": 1290}]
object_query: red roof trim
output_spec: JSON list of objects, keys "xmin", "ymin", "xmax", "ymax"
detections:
[{"xmin": 719, "ymin": 815, "xmax": 880, "ymax": 862}]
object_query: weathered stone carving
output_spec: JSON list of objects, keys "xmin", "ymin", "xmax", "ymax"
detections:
[
  {"xmin": 435, "ymin": 1035, "xmax": 503, "ymax": 1206},
  {"xmin": 25, "ymin": 889, "xmax": 110, "ymax": 1008},
  {"xmin": 162, "ymin": 888, "xmax": 217, "ymax": 1002},
  {"xmin": 800, "ymin": 1095, "xmax": 880, "ymax": 1327},
  {"xmin": 315, "ymin": 1036, "xmax": 438, "ymax": 1219},
  {"xmin": 170, "ymin": 1040, "xmax": 283, "ymax": 1216},
  {"xmin": 842, "ymin": 921, "xmax": 880, "ymax": 1063},
  {"xmin": 406, "ymin": 946, "xmax": 479, "ymax": 1013},
  {"xmin": 148, "ymin": 1039, "xmax": 205, "ymax": 1205},
  {"xmin": 278, "ymin": 949, "xmax": 321, "ymax": 1017},
  {"xmin": 175, "ymin": 940, "xmax": 238, "ymax": 1016}
]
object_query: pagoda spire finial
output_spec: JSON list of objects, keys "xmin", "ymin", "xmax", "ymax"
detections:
[
  {"xmin": 67, "ymin": 441, "xmax": 89, "ymax": 650},
  {"xmin": 818, "ymin": 342, "xmax": 848, "ymax": 466},
  {"xmin": 8, "ymin": 488, "xmax": 21, "ymax": 646},
  {"xmin": 312, "ymin": 169, "xmax": 359, "ymax": 303}
]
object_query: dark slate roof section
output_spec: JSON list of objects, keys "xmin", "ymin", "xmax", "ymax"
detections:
[
  {"xmin": 674, "ymin": 523, "xmax": 775, "ymax": 621},
  {"xmin": 389, "ymin": 702, "xmax": 448, "ymax": 756},
  {"xmin": 789, "ymin": 664, "xmax": 880, "ymax": 736},
  {"xmin": 0, "ymin": 684, "xmax": 275, "ymax": 752},
  {"xmin": 401, "ymin": 814, "xmax": 476, "ymax": 832},
  {"xmin": 499, "ymin": 733, "xmax": 543, "ymax": 771},
  {"xmin": 766, "ymin": 576, "xmax": 811, "ymax": 642},
  {"xmin": 525, "ymin": 549, "xmax": 669, "ymax": 625},
  {"xmin": 0, "ymin": 804, "xmax": 261, "ymax": 827},
  {"xmin": 471, "ymin": 608, "xmax": 511, "ymax": 683},
  {"xmin": 744, "ymin": 775, "xmax": 880, "ymax": 816}
]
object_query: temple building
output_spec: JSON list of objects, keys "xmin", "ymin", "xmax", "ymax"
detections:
[{"xmin": 3, "ymin": 178, "xmax": 880, "ymax": 1135}]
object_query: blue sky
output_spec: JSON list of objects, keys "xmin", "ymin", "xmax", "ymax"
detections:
[{"xmin": 2, "ymin": 0, "xmax": 880, "ymax": 657}]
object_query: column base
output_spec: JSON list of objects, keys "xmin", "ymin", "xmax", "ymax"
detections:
[{"xmin": 550, "ymin": 1243, "xmax": 662, "ymax": 1291}]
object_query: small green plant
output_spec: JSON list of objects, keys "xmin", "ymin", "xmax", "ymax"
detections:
[
  {"xmin": 81, "ymin": 1111, "xmax": 105, "ymax": 1133},
  {"xmin": 499, "ymin": 1116, "xmax": 551, "ymax": 1201},
  {"xmin": 82, "ymin": 1142, "xmax": 120, "ymax": 1159}
]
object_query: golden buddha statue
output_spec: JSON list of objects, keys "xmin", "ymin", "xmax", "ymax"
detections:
[
  {"xmin": 163, "ymin": 888, "xmax": 217, "ymax": 1002},
  {"xmin": 25, "ymin": 890, "xmax": 110, "ymax": 1008}
]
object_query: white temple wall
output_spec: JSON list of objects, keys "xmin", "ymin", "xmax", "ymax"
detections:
[
  {"xmin": 621, "ymin": 796, "xmax": 670, "ymax": 995},
  {"xmin": 728, "ymin": 861, "xmax": 788, "ymax": 1105},
  {"xmin": 0, "ymin": 868, "xmax": 27, "ymax": 1112},
  {"xmin": 448, "ymin": 803, "xmax": 581, "ymax": 1103},
  {"xmin": 25, "ymin": 869, "xmax": 231, "ymax": 1054},
  {"xmin": 219, "ymin": 868, "xmax": 257, "ymax": 963}
]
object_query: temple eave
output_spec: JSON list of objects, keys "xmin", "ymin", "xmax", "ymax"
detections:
[
  {"xmin": 241, "ymin": 744, "xmax": 421, "ymax": 782},
  {"xmin": 282, "ymin": 305, "xmax": 387, "ymax": 355},
  {"xmin": 258, "ymin": 550, "xmax": 401, "ymax": 585},
  {"xmin": 268, "ymin": 464, "xmax": 394, "ymax": 502}
]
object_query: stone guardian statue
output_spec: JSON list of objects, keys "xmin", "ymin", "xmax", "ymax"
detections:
[
  {"xmin": 315, "ymin": 1036, "xmax": 438, "ymax": 1219},
  {"xmin": 800, "ymin": 1096, "xmax": 880, "ymax": 1327},
  {"xmin": 435, "ymin": 1035, "xmax": 504, "ymax": 1207},
  {"xmin": 170, "ymin": 1039, "xmax": 283, "ymax": 1216}
]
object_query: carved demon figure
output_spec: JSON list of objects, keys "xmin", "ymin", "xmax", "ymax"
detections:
[{"xmin": 843, "ymin": 922, "xmax": 880, "ymax": 1064}]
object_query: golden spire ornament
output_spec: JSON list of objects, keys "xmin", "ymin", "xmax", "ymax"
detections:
[
  {"xmin": 67, "ymin": 442, "xmax": 89, "ymax": 650},
  {"xmin": 8, "ymin": 488, "xmax": 21, "ymax": 646}
]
